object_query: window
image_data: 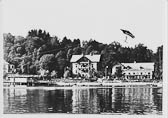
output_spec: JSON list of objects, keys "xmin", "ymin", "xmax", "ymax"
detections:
[
  {"xmin": 148, "ymin": 72, "xmax": 150, "ymax": 75},
  {"xmin": 140, "ymin": 66, "xmax": 144, "ymax": 69},
  {"xmin": 123, "ymin": 67, "xmax": 127, "ymax": 69},
  {"xmin": 127, "ymin": 66, "xmax": 132, "ymax": 69}
]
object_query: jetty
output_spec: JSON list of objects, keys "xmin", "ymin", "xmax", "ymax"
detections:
[
  {"xmin": 3, "ymin": 74, "xmax": 162, "ymax": 88},
  {"xmin": 4, "ymin": 74, "xmax": 39, "ymax": 86}
]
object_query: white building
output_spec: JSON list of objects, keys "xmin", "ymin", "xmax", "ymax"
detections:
[
  {"xmin": 3, "ymin": 60, "xmax": 15, "ymax": 74},
  {"xmin": 112, "ymin": 62, "xmax": 154, "ymax": 80},
  {"xmin": 70, "ymin": 54, "xmax": 101, "ymax": 77}
]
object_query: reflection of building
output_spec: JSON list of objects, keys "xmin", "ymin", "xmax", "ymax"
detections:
[
  {"xmin": 3, "ymin": 60, "xmax": 15, "ymax": 73},
  {"xmin": 70, "ymin": 54, "xmax": 100, "ymax": 77},
  {"xmin": 4, "ymin": 88, "xmax": 28, "ymax": 113},
  {"xmin": 72, "ymin": 88, "xmax": 90, "ymax": 113},
  {"xmin": 124, "ymin": 87, "xmax": 153, "ymax": 114},
  {"xmin": 112, "ymin": 62, "xmax": 154, "ymax": 80},
  {"xmin": 71, "ymin": 88, "xmax": 99, "ymax": 113}
]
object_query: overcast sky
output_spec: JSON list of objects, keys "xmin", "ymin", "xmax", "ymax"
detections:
[{"xmin": 1, "ymin": 0, "xmax": 166, "ymax": 52}]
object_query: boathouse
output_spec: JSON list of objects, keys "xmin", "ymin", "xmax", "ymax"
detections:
[
  {"xmin": 112, "ymin": 62, "xmax": 154, "ymax": 81},
  {"xmin": 70, "ymin": 54, "xmax": 101, "ymax": 78},
  {"xmin": 4, "ymin": 74, "xmax": 40, "ymax": 86}
]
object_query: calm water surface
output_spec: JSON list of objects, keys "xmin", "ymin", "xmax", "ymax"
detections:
[{"xmin": 3, "ymin": 86, "xmax": 162, "ymax": 115}]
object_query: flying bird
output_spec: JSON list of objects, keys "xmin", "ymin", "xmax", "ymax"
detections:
[{"xmin": 120, "ymin": 29, "xmax": 135, "ymax": 42}]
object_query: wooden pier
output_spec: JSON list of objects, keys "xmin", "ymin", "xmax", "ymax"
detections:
[
  {"xmin": 3, "ymin": 74, "xmax": 60, "ymax": 86},
  {"xmin": 4, "ymin": 74, "xmax": 40, "ymax": 86}
]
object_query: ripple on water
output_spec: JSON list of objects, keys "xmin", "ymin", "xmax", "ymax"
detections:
[{"xmin": 3, "ymin": 87, "xmax": 162, "ymax": 114}]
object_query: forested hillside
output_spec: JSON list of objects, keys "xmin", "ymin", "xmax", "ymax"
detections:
[{"xmin": 3, "ymin": 29, "xmax": 163, "ymax": 79}]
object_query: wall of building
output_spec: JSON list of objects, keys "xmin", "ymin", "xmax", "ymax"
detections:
[
  {"xmin": 111, "ymin": 63, "xmax": 154, "ymax": 80},
  {"xmin": 72, "ymin": 62, "xmax": 98, "ymax": 77},
  {"xmin": 72, "ymin": 63, "xmax": 78, "ymax": 74},
  {"xmin": 4, "ymin": 63, "xmax": 15, "ymax": 73},
  {"xmin": 92, "ymin": 63, "xmax": 97, "ymax": 71},
  {"xmin": 112, "ymin": 65, "xmax": 121, "ymax": 75},
  {"xmin": 123, "ymin": 70, "xmax": 153, "ymax": 79}
]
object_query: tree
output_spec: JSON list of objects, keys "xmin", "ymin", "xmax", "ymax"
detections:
[
  {"xmin": 73, "ymin": 39, "xmax": 80, "ymax": 47},
  {"xmin": 61, "ymin": 36, "xmax": 72, "ymax": 48},
  {"xmin": 114, "ymin": 66, "xmax": 123, "ymax": 79},
  {"xmin": 39, "ymin": 54, "xmax": 55, "ymax": 71},
  {"xmin": 14, "ymin": 36, "xmax": 26, "ymax": 44},
  {"xmin": 85, "ymin": 45, "xmax": 93, "ymax": 55},
  {"xmin": 51, "ymin": 70, "xmax": 58, "ymax": 79},
  {"xmin": 73, "ymin": 46, "xmax": 82, "ymax": 55},
  {"xmin": 56, "ymin": 58, "xmax": 68, "ymax": 77},
  {"xmin": 50, "ymin": 36, "xmax": 60, "ymax": 47},
  {"xmin": 63, "ymin": 70, "xmax": 70, "ymax": 79},
  {"xmin": 3, "ymin": 33, "xmax": 15, "ymax": 44},
  {"xmin": 154, "ymin": 45, "xmax": 163, "ymax": 80},
  {"xmin": 132, "ymin": 44, "xmax": 153, "ymax": 62},
  {"xmin": 3, "ymin": 29, "xmax": 158, "ymax": 80},
  {"xmin": 19, "ymin": 55, "xmax": 32, "ymax": 74},
  {"xmin": 55, "ymin": 50, "xmax": 68, "ymax": 77},
  {"xmin": 67, "ymin": 49, "xmax": 73, "ymax": 60}
]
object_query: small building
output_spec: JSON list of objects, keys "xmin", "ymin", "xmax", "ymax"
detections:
[
  {"xmin": 3, "ymin": 60, "xmax": 15, "ymax": 74},
  {"xmin": 70, "ymin": 54, "xmax": 101, "ymax": 78},
  {"xmin": 112, "ymin": 62, "xmax": 154, "ymax": 81},
  {"xmin": 4, "ymin": 74, "xmax": 40, "ymax": 86}
]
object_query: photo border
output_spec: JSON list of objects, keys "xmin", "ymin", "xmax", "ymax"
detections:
[{"xmin": 0, "ymin": 0, "xmax": 167, "ymax": 118}]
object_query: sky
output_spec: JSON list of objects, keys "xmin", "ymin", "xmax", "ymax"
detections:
[{"xmin": 1, "ymin": 0, "xmax": 167, "ymax": 52}]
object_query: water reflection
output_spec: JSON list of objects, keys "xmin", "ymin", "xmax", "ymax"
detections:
[{"xmin": 3, "ymin": 86, "xmax": 162, "ymax": 114}]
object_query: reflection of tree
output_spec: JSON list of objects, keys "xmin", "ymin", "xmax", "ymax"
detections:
[
  {"xmin": 97, "ymin": 89, "xmax": 106, "ymax": 111},
  {"xmin": 4, "ymin": 87, "xmax": 161, "ymax": 114},
  {"xmin": 46, "ymin": 89, "xmax": 73, "ymax": 113},
  {"xmin": 113, "ymin": 88, "xmax": 123, "ymax": 112},
  {"xmin": 96, "ymin": 88, "xmax": 116, "ymax": 113},
  {"xmin": 27, "ymin": 89, "xmax": 73, "ymax": 113},
  {"xmin": 114, "ymin": 66, "xmax": 123, "ymax": 79},
  {"xmin": 4, "ymin": 89, "xmax": 28, "ymax": 113},
  {"xmin": 153, "ymin": 88, "xmax": 162, "ymax": 112}
]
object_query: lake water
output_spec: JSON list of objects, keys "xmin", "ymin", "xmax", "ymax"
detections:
[{"xmin": 3, "ymin": 86, "xmax": 162, "ymax": 115}]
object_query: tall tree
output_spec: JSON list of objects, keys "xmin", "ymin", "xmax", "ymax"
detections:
[{"xmin": 39, "ymin": 54, "xmax": 55, "ymax": 71}]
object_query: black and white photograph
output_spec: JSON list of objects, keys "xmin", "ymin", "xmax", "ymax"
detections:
[{"xmin": 1, "ymin": 0, "xmax": 167, "ymax": 117}]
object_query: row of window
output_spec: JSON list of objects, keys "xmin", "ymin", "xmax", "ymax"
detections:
[
  {"xmin": 123, "ymin": 66, "xmax": 144, "ymax": 70},
  {"xmin": 75, "ymin": 64, "xmax": 94, "ymax": 68},
  {"xmin": 124, "ymin": 72, "xmax": 151, "ymax": 75}
]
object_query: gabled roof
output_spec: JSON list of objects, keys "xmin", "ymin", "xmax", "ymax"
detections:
[
  {"xmin": 85, "ymin": 55, "xmax": 101, "ymax": 62},
  {"xmin": 70, "ymin": 55, "xmax": 83, "ymax": 62},
  {"xmin": 70, "ymin": 54, "xmax": 101, "ymax": 62},
  {"xmin": 121, "ymin": 62, "xmax": 154, "ymax": 70}
]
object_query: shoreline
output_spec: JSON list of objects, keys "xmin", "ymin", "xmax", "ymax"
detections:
[{"xmin": 3, "ymin": 82, "xmax": 162, "ymax": 89}]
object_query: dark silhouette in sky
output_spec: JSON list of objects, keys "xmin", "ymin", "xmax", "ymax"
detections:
[{"xmin": 120, "ymin": 29, "xmax": 135, "ymax": 42}]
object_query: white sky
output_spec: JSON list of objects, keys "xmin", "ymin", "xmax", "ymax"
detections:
[{"xmin": 1, "ymin": 0, "xmax": 166, "ymax": 52}]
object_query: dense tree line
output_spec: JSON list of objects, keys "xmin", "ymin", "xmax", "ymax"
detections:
[{"xmin": 3, "ymin": 29, "xmax": 163, "ymax": 79}]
